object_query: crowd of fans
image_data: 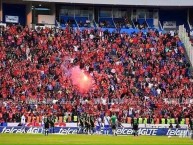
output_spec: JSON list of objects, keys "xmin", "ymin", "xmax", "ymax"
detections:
[
  {"xmin": 60, "ymin": 19, "xmax": 77, "ymax": 28},
  {"xmin": 99, "ymin": 20, "xmax": 115, "ymax": 28},
  {"xmin": 0, "ymin": 24, "xmax": 193, "ymax": 124},
  {"xmin": 78, "ymin": 20, "xmax": 91, "ymax": 28},
  {"xmin": 134, "ymin": 21, "xmax": 148, "ymax": 29},
  {"xmin": 114, "ymin": 18, "xmax": 132, "ymax": 29}
]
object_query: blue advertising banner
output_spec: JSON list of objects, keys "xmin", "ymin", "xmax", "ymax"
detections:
[{"xmin": 0, "ymin": 127, "xmax": 190, "ymax": 136}]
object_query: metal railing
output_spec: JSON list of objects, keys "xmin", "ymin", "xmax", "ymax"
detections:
[
  {"xmin": 146, "ymin": 20, "xmax": 150, "ymax": 28},
  {"xmin": 112, "ymin": 18, "xmax": 117, "ymax": 29},
  {"xmin": 93, "ymin": 19, "xmax": 98, "ymax": 28},
  {"xmin": 158, "ymin": 21, "xmax": 163, "ymax": 30},
  {"xmin": 187, "ymin": 20, "xmax": 192, "ymax": 30},
  {"xmin": 131, "ymin": 19, "xmax": 136, "ymax": 28},
  {"xmin": 74, "ymin": 18, "xmax": 79, "ymax": 29}
]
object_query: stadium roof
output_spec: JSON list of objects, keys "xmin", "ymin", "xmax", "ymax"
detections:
[{"xmin": 22, "ymin": 0, "xmax": 193, "ymax": 6}]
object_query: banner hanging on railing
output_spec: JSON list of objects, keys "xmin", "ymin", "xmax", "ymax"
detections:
[{"xmin": 163, "ymin": 21, "xmax": 176, "ymax": 29}]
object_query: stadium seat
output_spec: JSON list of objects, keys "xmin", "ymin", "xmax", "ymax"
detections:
[
  {"xmin": 185, "ymin": 118, "xmax": 189, "ymax": 125},
  {"xmin": 146, "ymin": 18, "xmax": 154, "ymax": 28},
  {"xmin": 127, "ymin": 117, "xmax": 131, "ymax": 124},
  {"xmin": 180, "ymin": 118, "xmax": 185, "ymax": 124},
  {"xmin": 61, "ymin": 24, "xmax": 65, "ymax": 27}
]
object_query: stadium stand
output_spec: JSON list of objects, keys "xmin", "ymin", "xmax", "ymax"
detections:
[
  {"xmin": 0, "ymin": 1, "xmax": 193, "ymax": 128},
  {"xmin": 0, "ymin": 23, "xmax": 192, "ymax": 126}
]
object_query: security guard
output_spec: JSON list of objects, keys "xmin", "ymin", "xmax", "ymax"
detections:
[
  {"xmin": 131, "ymin": 115, "xmax": 139, "ymax": 136},
  {"xmin": 89, "ymin": 114, "xmax": 95, "ymax": 135},
  {"xmin": 85, "ymin": 114, "xmax": 91, "ymax": 135},
  {"xmin": 189, "ymin": 115, "xmax": 193, "ymax": 140},
  {"xmin": 79, "ymin": 113, "xmax": 85, "ymax": 134},
  {"xmin": 44, "ymin": 114, "xmax": 49, "ymax": 136},
  {"xmin": 49, "ymin": 114, "xmax": 55, "ymax": 134}
]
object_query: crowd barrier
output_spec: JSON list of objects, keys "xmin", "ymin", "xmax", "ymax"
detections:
[{"xmin": 0, "ymin": 126, "xmax": 190, "ymax": 136}]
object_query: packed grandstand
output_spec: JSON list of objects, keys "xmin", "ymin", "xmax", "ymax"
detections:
[{"xmin": 0, "ymin": 23, "xmax": 192, "ymax": 127}]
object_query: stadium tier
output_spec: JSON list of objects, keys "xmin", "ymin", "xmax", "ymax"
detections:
[
  {"xmin": 0, "ymin": 24, "xmax": 193, "ymax": 125},
  {"xmin": 0, "ymin": 1, "xmax": 193, "ymax": 140}
]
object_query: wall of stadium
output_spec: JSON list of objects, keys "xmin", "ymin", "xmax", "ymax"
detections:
[{"xmin": 24, "ymin": 0, "xmax": 193, "ymax": 6}]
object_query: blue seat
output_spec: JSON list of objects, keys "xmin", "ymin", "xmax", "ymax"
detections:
[
  {"xmin": 99, "ymin": 17, "xmax": 115, "ymax": 28},
  {"xmin": 146, "ymin": 18, "xmax": 154, "ymax": 28}
]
